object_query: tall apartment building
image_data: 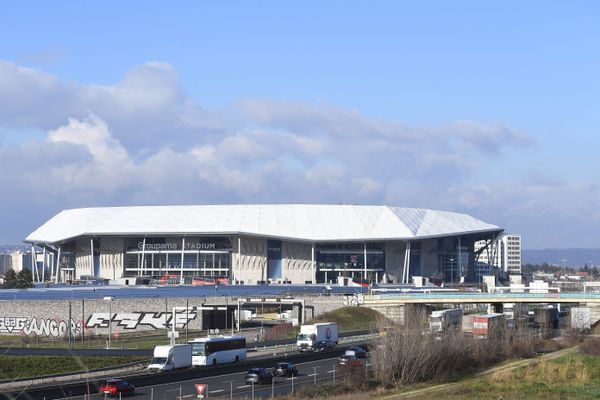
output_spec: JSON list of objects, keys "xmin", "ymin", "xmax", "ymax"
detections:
[
  {"xmin": 10, "ymin": 251, "xmax": 30, "ymax": 273},
  {"xmin": 475, "ymin": 234, "xmax": 522, "ymax": 275},
  {"xmin": 0, "ymin": 253, "xmax": 12, "ymax": 274}
]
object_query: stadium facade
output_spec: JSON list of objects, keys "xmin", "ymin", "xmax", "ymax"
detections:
[{"xmin": 25, "ymin": 204, "xmax": 504, "ymax": 284}]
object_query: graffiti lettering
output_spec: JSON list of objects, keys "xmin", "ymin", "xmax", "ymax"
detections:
[
  {"xmin": 0, "ymin": 317, "xmax": 81, "ymax": 337},
  {"xmin": 0, "ymin": 317, "xmax": 28, "ymax": 333},
  {"xmin": 86, "ymin": 309, "xmax": 197, "ymax": 330}
]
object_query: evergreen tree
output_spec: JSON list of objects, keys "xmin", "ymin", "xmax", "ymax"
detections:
[
  {"xmin": 15, "ymin": 269, "xmax": 34, "ymax": 288},
  {"xmin": 2, "ymin": 269, "xmax": 17, "ymax": 288}
]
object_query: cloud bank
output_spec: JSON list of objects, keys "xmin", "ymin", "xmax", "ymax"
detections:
[{"xmin": 0, "ymin": 60, "xmax": 591, "ymax": 247}]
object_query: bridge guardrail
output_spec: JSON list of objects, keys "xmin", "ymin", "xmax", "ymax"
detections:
[{"xmin": 365, "ymin": 292, "xmax": 600, "ymax": 301}]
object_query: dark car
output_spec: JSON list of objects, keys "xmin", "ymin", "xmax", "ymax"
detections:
[
  {"xmin": 99, "ymin": 378, "xmax": 135, "ymax": 396},
  {"xmin": 345, "ymin": 346, "xmax": 367, "ymax": 359},
  {"xmin": 273, "ymin": 362, "xmax": 298, "ymax": 377},
  {"xmin": 313, "ymin": 340, "xmax": 335, "ymax": 351},
  {"xmin": 337, "ymin": 354, "xmax": 361, "ymax": 368},
  {"xmin": 245, "ymin": 368, "xmax": 273, "ymax": 384}
]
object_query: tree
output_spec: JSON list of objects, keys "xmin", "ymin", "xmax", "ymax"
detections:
[
  {"xmin": 15, "ymin": 269, "xmax": 34, "ymax": 289},
  {"xmin": 2, "ymin": 269, "xmax": 17, "ymax": 288}
]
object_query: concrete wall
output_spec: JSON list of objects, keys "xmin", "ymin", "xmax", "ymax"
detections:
[
  {"xmin": 74, "ymin": 238, "xmax": 93, "ymax": 277},
  {"xmin": 99, "ymin": 237, "xmax": 124, "ymax": 280},
  {"xmin": 363, "ymin": 304, "xmax": 405, "ymax": 325},
  {"xmin": 282, "ymin": 242, "xmax": 313, "ymax": 284},
  {"xmin": 232, "ymin": 236, "xmax": 267, "ymax": 284},
  {"xmin": 384, "ymin": 241, "xmax": 406, "ymax": 282},
  {"xmin": 0, "ymin": 296, "xmax": 347, "ymax": 337}
]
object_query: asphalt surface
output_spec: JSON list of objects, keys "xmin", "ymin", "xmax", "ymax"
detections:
[
  {"xmin": 0, "ymin": 344, "xmax": 371, "ymax": 400},
  {"xmin": 0, "ymin": 331, "xmax": 369, "ymax": 357},
  {"xmin": 67, "ymin": 355, "xmax": 368, "ymax": 399}
]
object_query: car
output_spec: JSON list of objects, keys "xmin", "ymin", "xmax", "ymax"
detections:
[
  {"xmin": 99, "ymin": 378, "xmax": 135, "ymax": 396},
  {"xmin": 313, "ymin": 340, "xmax": 335, "ymax": 351},
  {"xmin": 273, "ymin": 362, "xmax": 298, "ymax": 377},
  {"xmin": 337, "ymin": 354, "xmax": 361, "ymax": 368},
  {"xmin": 345, "ymin": 346, "xmax": 367, "ymax": 359},
  {"xmin": 245, "ymin": 368, "xmax": 273, "ymax": 384}
]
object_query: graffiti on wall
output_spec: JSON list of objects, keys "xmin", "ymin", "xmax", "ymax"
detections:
[
  {"xmin": 0, "ymin": 317, "xmax": 82, "ymax": 337},
  {"xmin": 85, "ymin": 308, "xmax": 198, "ymax": 330}
]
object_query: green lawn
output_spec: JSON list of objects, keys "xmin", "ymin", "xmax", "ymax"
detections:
[{"xmin": 0, "ymin": 355, "xmax": 147, "ymax": 381}]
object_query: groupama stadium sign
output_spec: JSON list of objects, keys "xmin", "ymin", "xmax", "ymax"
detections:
[{"xmin": 137, "ymin": 242, "xmax": 224, "ymax": 251}]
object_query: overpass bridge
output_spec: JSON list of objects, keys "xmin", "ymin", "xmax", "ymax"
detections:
[
  {"xmin": 361, "ymin": 292, "xmax": 600, "ymax": 323},
  {"xmin": 364, "ymin": 292, "xmax": 600, "ymax": 305}
]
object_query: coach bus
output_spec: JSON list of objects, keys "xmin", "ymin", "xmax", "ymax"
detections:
[{"xmin": 189, "ymin": 335, "xmax": 247, "ymax": 366}]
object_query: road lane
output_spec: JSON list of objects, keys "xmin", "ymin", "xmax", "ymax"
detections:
[{"xmin": 71, "ymin": 355, "xmax": 366, "ymax": 399}]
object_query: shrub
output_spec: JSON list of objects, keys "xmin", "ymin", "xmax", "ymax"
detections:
[
  {"xmin": 370, "ymin": 323, "xmax": 554, "ymax": 387},
  {"xmin": 580, "ymin": 337, "xmax": 600, "ymax": 356}
]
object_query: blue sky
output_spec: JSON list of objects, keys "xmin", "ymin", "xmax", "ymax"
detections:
[{"xmin": 0, "ymin": 1, "xmax": 599, "ymax": 247}]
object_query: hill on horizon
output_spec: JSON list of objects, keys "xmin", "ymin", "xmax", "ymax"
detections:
[{"xmin": 523, "ymin": 248, "xmax": 600, "ymax": 267}]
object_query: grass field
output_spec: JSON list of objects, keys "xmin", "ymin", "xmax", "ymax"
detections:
[
  {"xmin": 0, "ymin": 355, "xmax": 147, "ymax": 381},
  {"xmin": 383, "ymin": 351, "xmax": 600, "ymax": 400},
  {"xmin": 310, "ymin": 306, "xmax": 387, "ymax": 332}
]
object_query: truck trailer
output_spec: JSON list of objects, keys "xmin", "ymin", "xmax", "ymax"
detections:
[
  {"xmin": 296, "ymin": 322, "xmax": 339, "ymax": 351},
  {"xmin": 429, "ymin": 308, "xmax": 463, "ymax": 332},
  {"xmin": 148, "ymin": 344, "xmax": 192, "ymax": 372},
  {"xmin": 472, "ymin": 313, "xmax": 505, "ymax": 337}
]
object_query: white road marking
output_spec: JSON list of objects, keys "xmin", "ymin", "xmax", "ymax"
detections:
[
  {"xmin": 327, "ymin": 370, "xmax": 336, "ymax": 373},
  {"xmin": 237, "ymin": 385, "xmax": 251, "ymax": 389},
  {"xmin": 210, "ymin": 389, "xmax": 224, "ymax": 394},
  {"xmin": 308, "ymin": 373, "xmax": 317, "ymax": 376}
]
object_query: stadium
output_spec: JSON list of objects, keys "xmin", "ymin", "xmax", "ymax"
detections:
[{"xmin": 25, "ymin": 204, "xmax": 503, "ymax": 285}]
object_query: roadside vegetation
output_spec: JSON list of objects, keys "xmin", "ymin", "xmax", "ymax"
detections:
[
  {"xmin": 0, "ymin": 355, "xmax": 147, "ymax": 380},
  {"xmin": 277, "ymin": 310, "xmax": 600, "ymax": 400},
  {"xmin": 311, "ymin": 306, "xmax": 388, "ymax": 332}
]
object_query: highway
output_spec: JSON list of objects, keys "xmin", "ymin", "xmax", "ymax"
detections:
[
  {"xmin": 72, "ymin": 355, "xmax": 363, "ymax": 399},
  {"xmin": 0, "ymin": 345, "xmax": 369, "ymax": 400}
]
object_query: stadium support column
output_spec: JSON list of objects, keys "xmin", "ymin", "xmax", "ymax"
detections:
[
  {"xmin": 402, "ymin": 241, "xmax": 411, "ymax": 284},
  {"xmin": 311, "ymin": 243, "xmax": 315, "ymax": 284},
  {"xmin": 55, "ymin": 246, "xmax": 62, "ymax": 283},
  {"xmin": 141, "ymin": 237, "xmax": 146, "ymax": 276},
  {"xmin": 180, "ymin": 237, "xmax": 186, "ymax": 285},
  {"xmin": 49, "ymin": 246, "xmax": 54, "ymax": 281},
  {"xmin": 488, "ymin": 235, "xmax": 495, "ymax": 274},
  {"xmin": 458, "ymin": 236, "xmax": 462, "ymax": 280},
  {"xmin": 363, "ymin": 242, "xmax": 367, "ymax": 283},
  {"xmin": 31, "ymin": 244, "xmax": 37, "ymax": 283},
  {"xmin": 237, "ymin": 236, "xmax": 242, "ymax": 285},
  {"xmin": 90, "ymin": 238, "xmax": 94, "ymax": 277},
  {"xmin": 42, "ymin": 246, "xmax": 47, "ymax": 282}
]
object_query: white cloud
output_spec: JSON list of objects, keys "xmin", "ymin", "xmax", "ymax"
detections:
[{"xmin": 1, "ymin": 60, "xmax": 592, "ymax": 248}]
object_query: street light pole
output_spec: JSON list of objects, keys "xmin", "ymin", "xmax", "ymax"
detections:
[
  {"xmin": 449, "ymin": 257, "xmax": 455, "ymax": 286},
  {"xmin": 108, "ymin": 299, "xmax": 112, "ymax": 349}
]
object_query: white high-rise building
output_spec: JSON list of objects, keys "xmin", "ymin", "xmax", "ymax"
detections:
[{"xmin": 475, "ymin": 234, "xmax": 522, "ymax": 274}]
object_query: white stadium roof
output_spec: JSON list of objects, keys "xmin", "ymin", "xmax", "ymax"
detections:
[{"xmin": 26, "ymin": 204, "xmax": 502, "ymax": 244}]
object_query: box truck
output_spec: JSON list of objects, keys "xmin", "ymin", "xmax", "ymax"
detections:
[
  {"xmin": 429, "ymin": 308, "xmax": 463, "ymax": 332},
  {"xmin": 472, "ymin": 313, "xmax": 505, "ymax": 337},
  {"xmin": 296, "ymin": 322, "xmax": 339, "ymax": 351},
  {"xmin": 148, "ymin": 344, "xmax": 192, "ymax": 372}
]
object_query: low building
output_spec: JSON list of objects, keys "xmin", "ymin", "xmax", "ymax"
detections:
[{"xmin": 25, "ymin": 204, "xmax": 503, "ymax": 284}]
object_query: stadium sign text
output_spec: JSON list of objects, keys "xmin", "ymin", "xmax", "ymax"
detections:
[{"xmin": 138, "ymin": 242, "xmax": 217, "ymax": 251}]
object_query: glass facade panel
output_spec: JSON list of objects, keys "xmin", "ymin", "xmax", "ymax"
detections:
[
  {"xmin": 267, "ymin": 240, "xmax": 282, "ymax": 280},
  {"xmin": 122, "ymin": 236, "xmax": 232, "ymax": 278},
  {"xmin": 316, "ymin": 243, "xmax": 385, "ymax": 283}
]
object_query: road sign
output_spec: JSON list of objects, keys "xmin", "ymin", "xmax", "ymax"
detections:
[
  {"xmin": 195, "ymin": 384, "xmax": 206, "ymax": 398},
  {"xmin": 167, "ymin": 331, "xmax": 179, "ymax": 339}
]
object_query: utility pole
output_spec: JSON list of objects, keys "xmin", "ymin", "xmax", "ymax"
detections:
[{"xmin": 68, "ymin": 301, "xmax": 72, "ymax": 348}]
